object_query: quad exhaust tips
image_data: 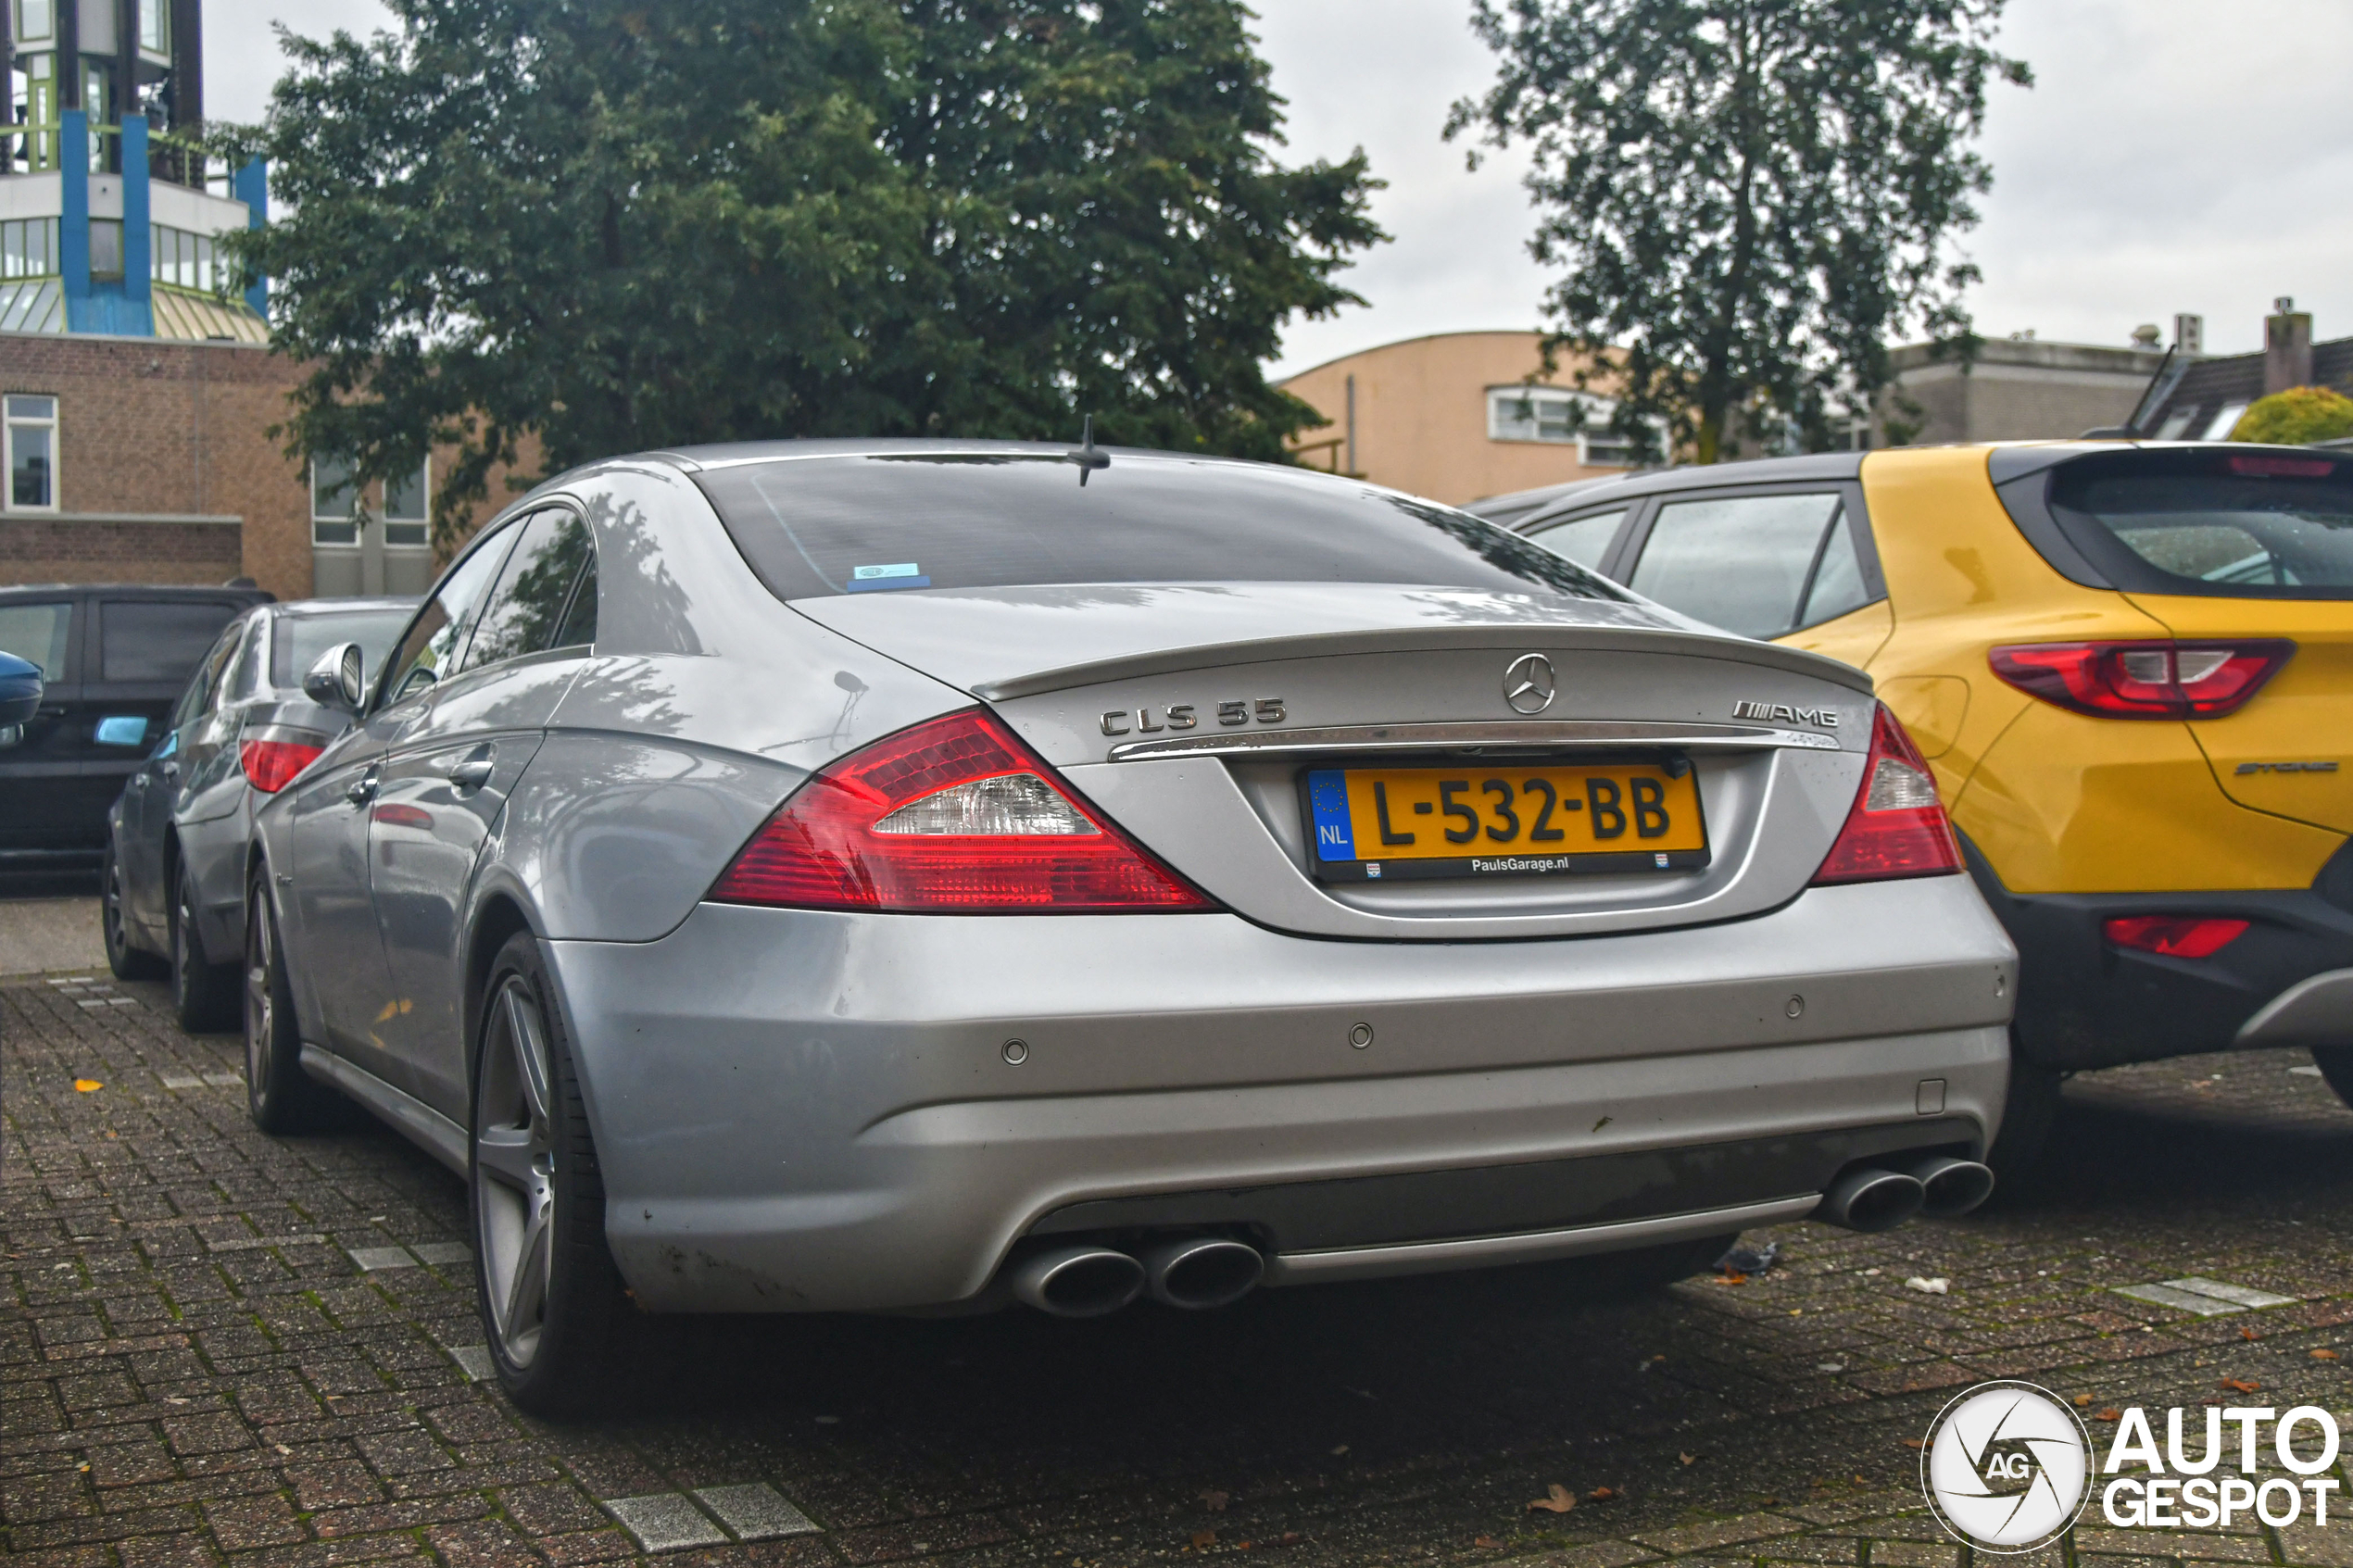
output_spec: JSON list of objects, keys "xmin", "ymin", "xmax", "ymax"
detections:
[
  {"xmin": 1009, "ymin": 1237, "xmax": 1265, "ymax": 1316},
  {"xmin": 1905, "ymin": 1155, "xmax": 1996, "ymax": 1217},
  {"xmin": 1141, "ymin": 1236, "xmax": 1265, "ymax": 1310},
  {"xmin": 1816, "ymin": 1156, "xmax": 1997, "ymax": 1232},
  {"xmin": 1008, "ymin": 1246, "xmax": 1146, "ymax": 1318}
]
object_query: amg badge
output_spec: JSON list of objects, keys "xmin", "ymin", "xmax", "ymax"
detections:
[{"xmin": 1732, "ymin": 699, "xmax": 1838, "ymax": 729}]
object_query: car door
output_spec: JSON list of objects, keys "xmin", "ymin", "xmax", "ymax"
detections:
[
  {"xmin": 0, "ymin": 595, "xmax": 82, "ymax": 855},
  {"xmin": 1616, "ymin": 484, "xmax": 1892, "ymax": 667},
  {"xmin": 285, "ymin": 523, "xmax": 522, "ymax": 1080},
  {"xmin": 87, "ymin": 596, "xmax": 249, "ymax": 852},
  {"xmin": 121, "ymin": 622, "xmax": 241, "ymax": 935},
  {"xmin": 370, "ymin": 507, "xmax": 597, "ymax": 1119}
]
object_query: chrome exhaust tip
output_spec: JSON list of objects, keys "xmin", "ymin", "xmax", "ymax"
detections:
[
  {"xmin": 1817, "ymin": 1167, "xmax": 1927, "ymax": 1233},
  {"xmin": 1009, "ymin": 1246, "xmax": 1146, "ymax": 1318},
  {"xmin": 1140, "ymin": 1237, "xmax": 1265, "ymax": 1311},
  {"xmin": 1906, "ymin": 1155, "xmax": 1995, "ymax": 1218}
]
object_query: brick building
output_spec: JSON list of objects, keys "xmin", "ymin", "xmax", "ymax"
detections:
[{"xmin": 0, "ymin": 0, "xmax": 489, "ymax": 603}]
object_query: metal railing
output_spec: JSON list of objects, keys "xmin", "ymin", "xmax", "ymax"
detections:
[{"xmin": 1, "ymin": 119, "xmax": 233, "ymax": 193}]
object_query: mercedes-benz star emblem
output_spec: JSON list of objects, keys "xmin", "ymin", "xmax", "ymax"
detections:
[{"xmin": 1504, "ymin": 653, "xmax": 1556, "ymax": 715}]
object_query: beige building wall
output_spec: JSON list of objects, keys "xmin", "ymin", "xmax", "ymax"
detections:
[
  {"xmin": 1879, "ymin": 337, "xmax": 2167, "ymax": 445},
  {"xmin": 1277, "ymin": 331, "xmax": 1631, "ymax": 507}
]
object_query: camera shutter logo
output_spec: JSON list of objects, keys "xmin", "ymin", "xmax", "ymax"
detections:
[{"xmin": 1921, "ymin": 1381, "xmax": 2094, "ymax": 1552}]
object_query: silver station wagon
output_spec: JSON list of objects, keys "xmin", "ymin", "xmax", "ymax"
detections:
[{"xmin": 247, "ymin": 440, "xmax": 2016, "ymax": 1413}]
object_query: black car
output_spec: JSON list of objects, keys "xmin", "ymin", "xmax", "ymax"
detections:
[
  {"xmin": 103, "ymin": 596, "xmax": 416, "ymax": 1028},
  {"xmin": 0, "ymin": 583, "xmax": 274, "ymax": 870}
]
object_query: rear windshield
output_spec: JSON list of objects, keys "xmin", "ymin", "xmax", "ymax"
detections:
[
  {"xmin": 693, "ymin": 452, "xmax": 1634, "ymax": 604},
  {"xmin": 271, "ymin": 608, "xmax": 416, "ymax": 690},
  {"xmin": 99, "ymin": 599, "xmax": 243, "ymax": 682},
  {"xmin": 2044, "ymin": 449, "xmax": 2353, "ymax": 598}
]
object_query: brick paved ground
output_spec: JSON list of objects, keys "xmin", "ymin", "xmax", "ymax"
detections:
[{"xmin": 8, "ymin": 967, "xmax": 2353, "ymax": 1568}]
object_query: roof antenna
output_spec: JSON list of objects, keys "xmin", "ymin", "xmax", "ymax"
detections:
[{"xmin": 1068, "ymin": 415, "xmax": 1111, "ymax": 486}]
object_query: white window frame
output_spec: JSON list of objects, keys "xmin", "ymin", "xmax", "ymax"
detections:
[
  {"xmin": 5, "ymin": 393, "xmax": 58, "ymax": 513},
  {"xmin": 381, "ymin": 456, "xmax": 431, "ymax": 549},
  {"xmin": 2204, "ymin": 403, "xmax": 2249, "ymax": 441},
  {"xmin": 1487, "ymin": 386, "xmax": 1649, "ymax": 467},
  {"xmin": 310, "ymin": 456, "xmax": 359, "ymax": 546}
]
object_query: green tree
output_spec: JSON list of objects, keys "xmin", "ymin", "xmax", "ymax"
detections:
[
  {"xmin": 1446, "ymin": 0, "xmax": 2029, "ymax": 462},
  {"xmin": 220, "ymin": 0, "xmax": 1382, "ymax": 548},
  {"xmin": 2230, "ymin": 386, "xmax": 2353, "ymax": 446}
]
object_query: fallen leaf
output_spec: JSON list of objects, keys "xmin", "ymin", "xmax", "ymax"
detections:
[
  {"xmin": 1474, "ymin": 1537, "xmax": 1503, "ymax": 1549},
  {"xmin": 1714, "ymin": 1272, "xmax": 1748, "ymax": 1286},
  {"xmin": 1200, "ymin": 1491, "xmax": 1229, "ymax": 1513},
  {"xmin": 1902, "ymin": 1438, "xmax": 1924, "ymax": 1449},
  {"xmin": 2313, "ymin": 1349, "xmax": 2340, "ymax": 1361},
  {"xmin": 2221, "ymin": 1378, "xmax": 2261, "ymax": 1394},
  {"xmin": 2095, "ymin": 1409, "xmax": 2122, "ymax": 1422},
  {"xmin": 1680, "ymin": 1453, "xmax": 1697, "ymax": 1466},
  {"xmin": 2072, "ymin": 1394, "xmax": 2093, "ymax": 1407},
  {"xmin": 73, "ymin": 1079, "xmax": 101, "ymax": 1092},
  {"xmin": 1589, "ymin": 1486, "xmax": 1617, "ymax": 1501},
  {"xmin": 1192, "ymin": 1531, "xmax": 1217, "ymax": 1549},
  {"xmin": 2242, "ymin": 1328, "xmax": 2258, "ymax": 1341},
  {"xmin": 1527, "ymin": 1485, "xmax": 1576, "ymax": 1514}
]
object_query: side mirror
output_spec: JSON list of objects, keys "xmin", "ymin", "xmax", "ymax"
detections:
[
  {"xmin": 0, "ymin": 649, "xmax": 40, "ymax": 729},
  {"xmin": 305, "ymin": 642, "xmax": 368, "ymax": 712}
]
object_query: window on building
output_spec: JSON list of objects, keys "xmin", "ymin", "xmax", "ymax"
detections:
[
  {"xmin": 2, "ymin": 220, "xmax": 57, "ymax": 279},
  {"xmin": 311, "ymin": 456, "xmax": 359, "ymax": 546},
  {"xmin": 6, "ymin": 394, "xmax": 56, "ymax": 510},
  {"xmin": 149, "ymin": 226, "xmax": 219, "ymax": 294},
  {"xmin": 382, "ymin": 458, "xmax": 430, "ymax": 547},
  {"xmin": 1488, "ymin": 387, "xmax": 1644, "ymax": 467},
  {"xmin": 2204, "ymin": 403, "xmax": 2249, "ymax": 441},
  {"xmin": 138, "ymin": 0, "xmax": 165, "ymax": 53},
  {"xmin": 87, "ymin": 220, "xmax": 123, "ymax": 281},
  {"xmin": 18, "ymin": 0, "xmax": 52, "ymax": 40}
]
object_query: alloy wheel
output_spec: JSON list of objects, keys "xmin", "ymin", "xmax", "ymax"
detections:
[
  {"xmin": 103, "ymin": 854, "xmax": 129, "ymax": 960},
  {"xmin": 474, "ymin": 975, "xmax": 559, "ymax": 1370},
  {"xmin": 245, "ymin": 892, "xmax": 273, "ymax": 1088}
]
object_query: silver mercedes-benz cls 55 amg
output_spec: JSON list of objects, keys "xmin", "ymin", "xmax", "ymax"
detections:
[{"xmin": 247, "ymin": 439, "xmax": 2015, "ymax": 1413}]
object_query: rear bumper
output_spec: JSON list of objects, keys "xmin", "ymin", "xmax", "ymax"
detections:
[
  {"xmin": 546, "ymin": 875, "xmax": 2014, "ymax": 1313},
  {"xmin": 1964, "ymin": 835, "xmax": 2353, "ymax": 1069}
]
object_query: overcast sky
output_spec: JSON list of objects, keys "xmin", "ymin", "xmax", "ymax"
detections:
[{"xmin": 213, "ymin": 1, "xmax": 2353, "ymax": 379}]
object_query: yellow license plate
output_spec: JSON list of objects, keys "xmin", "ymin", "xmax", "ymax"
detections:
[{"xmin": 1304, "ymin": 763, "xmax": 1707, "ymax": 882}]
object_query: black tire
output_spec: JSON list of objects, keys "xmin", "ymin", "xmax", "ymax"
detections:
[
  {"xmin": 470, "ymin": 931, "xmax": 636, "ymax": 1418},
  {"xmin": 244, "ymin": 867, "xmax": 350, "ymax": 1134},
  {"xmin": 170, "ymin": 859, "xmax": 239, "ymax": 1032},
  {"xmin": 102, "ymin": 840, "xmax": 165, "ymax": 981},
  {"xmin": 2310, "ymin": 1046, "xmax": 2353, "ymax": 1110},
  {"xmin": 1984, "ymin": 1048, "xmax": 2064, "ymax": 1187}
]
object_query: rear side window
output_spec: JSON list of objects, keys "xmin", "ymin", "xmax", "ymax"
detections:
[
  {"xmin": 0, "ymin": 600, "xmax": 71, "ymax": 679},
  {"xmin": 271, "ymin": 608, "xmax": 417, "ymax": 690},
  {"xmin": 1522, "ymin": 508, "xmax": 1627, "ymax": 571},
  {"xmin": 100, "ymin": 599, "xmax": 240, "ymax": 683},
  {"xmin": 694, "ymin": 452, "xmax": 1632, "ymax": 605},
  {"xmin": 2041, "ymin": 450, "xmax": 2353, "ymax": 599},
  {"xmin": 1627, "ymin": 493, "xmax": 1861, "ymax": 639},
  {"xmin": 461, "ymin": 508, "xmax": 596, "ymax": 671}
]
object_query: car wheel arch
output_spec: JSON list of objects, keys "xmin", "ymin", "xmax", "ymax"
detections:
[{"xmin": 462, "ymin": 893, "xmax": 540, "ymax": 1104}]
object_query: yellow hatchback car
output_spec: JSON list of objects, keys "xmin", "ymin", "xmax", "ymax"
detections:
[{"xmin": 1475, "ymin": 442, "xmax": 2353, "ymax": 1173}]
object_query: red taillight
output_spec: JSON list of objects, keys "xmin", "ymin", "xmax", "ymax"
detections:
[
  {"xmin": 239, "ymin": 738, "xmax": 324, "ymax": 794},
  {"xmin": 2104, "ymin": 915, "xmax": 2248, "ymax": 959},
  {"xmin": 709, "ymin": 709, "xmax": 1215, "ymax": 913},
  {"xmin": 1988, "ymin": 640, "xmax": 2292, "ymax": 720},
  {"xmin": 1810, "ymin": 704, "xmax": 1963, "ymax": 885}
]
